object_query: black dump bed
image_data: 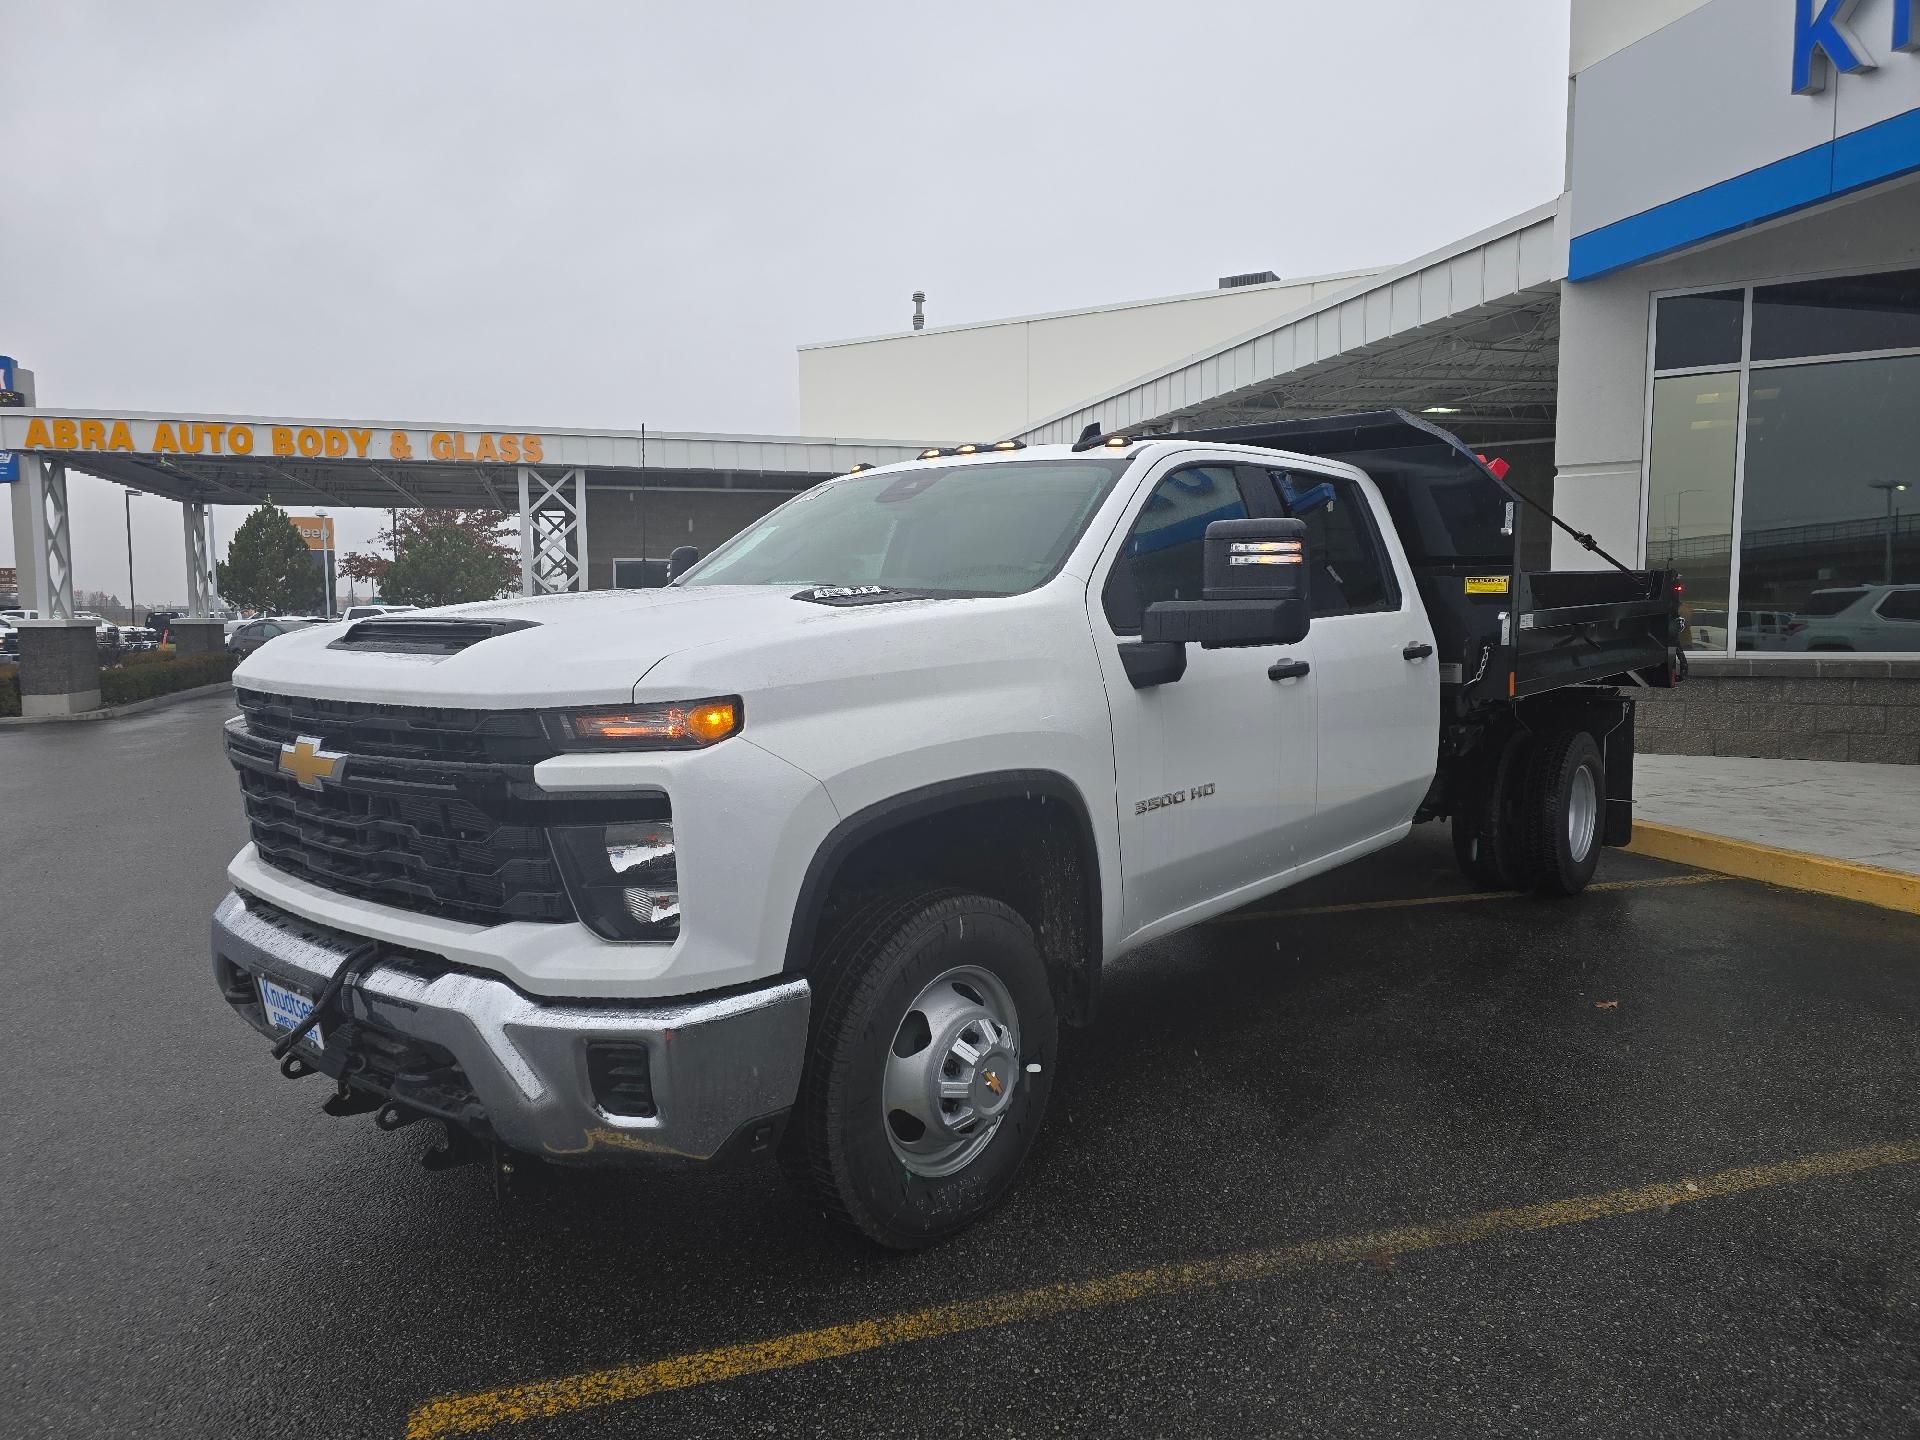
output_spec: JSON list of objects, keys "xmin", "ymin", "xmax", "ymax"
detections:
[{"xmin": 1166, "ymin": 411, "xmax": 1682, "ymax": 714}]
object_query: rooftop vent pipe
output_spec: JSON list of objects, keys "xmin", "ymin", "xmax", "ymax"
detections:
[
  {"xmin": 911, "ymin": 291, "xmax": 926, "ymax": 331},
  {"xmin": 1218, "ymin": 270, "xmax": 1279, "ymax": 289}
]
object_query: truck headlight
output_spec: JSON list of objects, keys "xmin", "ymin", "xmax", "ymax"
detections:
[
  {"xmin": 549, "ymin": 698, "xmax": 741, "ymax": 750},
  {"xmin": 550, "ymin": 821, "xmax": 681, "ymax": 942}
]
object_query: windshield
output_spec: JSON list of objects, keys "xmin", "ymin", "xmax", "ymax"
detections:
[{"xmin": 678, "ymin": 458, "xmax": 1134, "ymax": 596}]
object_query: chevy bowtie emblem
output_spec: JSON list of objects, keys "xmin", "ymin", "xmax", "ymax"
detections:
[
  {"xmin": 982, "ymin": 1069, "xmax": 1004, "ymax": 1097},
  {"xmin": 279, "ymin": 735, "xmax": 346, "ymax": 791}
]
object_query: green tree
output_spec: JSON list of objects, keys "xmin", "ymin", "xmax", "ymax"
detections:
[
  {"xmin": 346, "ymin": 509, "xmax": 517, "ymax": 608},
  {"xmin": 216, "ymin": 502, "xmax": 314, "ymax": 615}
]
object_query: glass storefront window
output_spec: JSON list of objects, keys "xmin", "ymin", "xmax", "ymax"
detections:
[
  {"xmin": 1739, "ymin": 353, "xmax": 1920, "ymax": 652},
  {"xmin": 1751, "ymin": 267, "xmax": 1920, "ymax": 362},
  {"xmin": 1645, "ymin": 372, "xmax": 1739, "ymax": 652},
  {"xmin": 1654, "ymin": 290, "xmax": 1744, "ymax": 370}
]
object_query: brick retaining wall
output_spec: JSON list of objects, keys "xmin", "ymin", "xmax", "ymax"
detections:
[{"xmin": 1636, "ymin": 657, "xmax": 1920, "ymax": 765}]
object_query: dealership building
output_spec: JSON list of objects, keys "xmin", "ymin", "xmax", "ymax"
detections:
[{"xmin": 6, "ymin": 0, "xmax": 1920, "ymax": 758}]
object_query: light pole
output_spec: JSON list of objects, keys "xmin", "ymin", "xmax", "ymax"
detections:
[
  {"xmin": 124, "ymin": 489, "xmax": 140, "ymax": 623},
  {"xmin": 1869, "ymin": 481, "xmax": 1908, "ymax": 585}
]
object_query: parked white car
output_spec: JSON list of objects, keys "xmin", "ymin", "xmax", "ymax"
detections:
[
  {"xmin": 1782, "ymin": 585, "xmax": 1920, "ymax": 651},
  {"xmin": 340, "ymin": 603, "xmax": 417, "ymax": 623}
]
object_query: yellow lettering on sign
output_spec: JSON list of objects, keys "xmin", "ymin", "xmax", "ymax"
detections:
[
  {"xmin": 23, "ymin": 418, "xmax": 50, "ymax": 448},
  {"xmin": 348, "ymin": 428, "xmax": 371, "ymax": 458},
  {"xmin": 229, "ymin": 425, "xmax": 255, "ymax": 455},
  {"xmin": 523, "ymin": 434, "xmax": 543, "ymax": 462},
  {"xmin": 297, "ymin": 428, "xmax": 322, "ymax": 458},
  {"xmin": 499, "ymin": 434, "xmax": 520, "ymax": 462},
  {"xmin": 80, "ymin": 420, "xmax": 106, "ymax": 450},
  {"xmin": 52, "ymin": 419, "xmax": 78, "ymax": 448},
  {"xmin": 475, "ymin": 434, "xmax": 498, "ymax": 462},
  {"xmin": 390, "ymin": 431, "xmax": 413, "ymax": 460},
  {"xmin": 180, "ymin": 424, "xmax": 205, "ymax": 454},
  {"xmin": 207, "ymin": 424, "xmax": 228, "ymax": 455},
  {"xmin": 271, "ymin": 427, "xmax": 295, "ymax": 456},
  {"xmin": 152, "ymin": 422, "xmax": 178, "ymax": 453},
  {"xmin": 107, "ymin": 421, "xmax": 134, "ymax": 452},
  {"xmin": 323, "ymin": 427, "xmax": 348, "ymax": 458}
]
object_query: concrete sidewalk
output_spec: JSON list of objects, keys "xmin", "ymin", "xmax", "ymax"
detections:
[{"xmin": 1635, "ymin": 753, "xmax": 1920, "ymax": 880}]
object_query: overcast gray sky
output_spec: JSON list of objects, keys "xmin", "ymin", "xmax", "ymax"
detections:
[{"xmin": 2, "ymin": 0, "xmax": 1571, "ymax": 607}]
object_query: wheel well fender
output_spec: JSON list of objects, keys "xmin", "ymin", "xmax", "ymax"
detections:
[{"xmin": 784, "ymin": 770, "xmax": 1105, "ymax": 1024}]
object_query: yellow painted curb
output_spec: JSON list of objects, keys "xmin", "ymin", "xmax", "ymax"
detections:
[{"xmin": 1626, "ymin": 821, "xmax": 1920, "ymax": 915}]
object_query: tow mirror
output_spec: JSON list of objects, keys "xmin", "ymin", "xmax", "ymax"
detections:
[
  {"xmin": 666, "ymin": 545, "xmax": 700, "ymax": 582},
  {"xmin": 1140, "ymin": 517, "xmax": 1311, "ymax": 649}
]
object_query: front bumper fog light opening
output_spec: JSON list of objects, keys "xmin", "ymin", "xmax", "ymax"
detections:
[{"xmin": 550, "ymin": 819, "xmax": 682, "ymax": 942}]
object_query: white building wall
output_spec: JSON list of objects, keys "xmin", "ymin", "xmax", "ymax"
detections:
[
  {"xmin": 1570, "ymin": 0, "xmax": 1714, "ymax": 74},
  {"xmin": 797, "ymin": 272, "xmax": 1378, "ymax": 442}
]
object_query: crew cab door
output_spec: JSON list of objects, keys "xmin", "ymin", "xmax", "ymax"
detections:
[
  {"xmin": 1090, "ymin": 458, "xmax": 1317, "ymax": 938},
  {"xmin": 1263, "ymin": 464, "xmax": 1438, "ymax": 862}
]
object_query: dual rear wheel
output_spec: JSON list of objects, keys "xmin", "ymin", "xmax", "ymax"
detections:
[{"xmin": 1451, "ymin": 727, "xmax": 1605, "ymax": 896}]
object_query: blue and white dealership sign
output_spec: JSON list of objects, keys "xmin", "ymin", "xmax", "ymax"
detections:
[{"xmin": 1569, "ymin": 0, "xmax": 1920, "ymax": 279}]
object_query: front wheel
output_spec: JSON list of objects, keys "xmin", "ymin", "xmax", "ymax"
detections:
[{"xmin": 780, "ymin": 891, "xmax": 1057, "ymax": 1249}]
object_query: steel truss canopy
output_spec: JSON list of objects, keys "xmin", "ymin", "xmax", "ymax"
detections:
[
  {"xmin": 1013, "ymin": 201, "xmax": 1566, "ymax": 453},
  {"xmin": 0, "ymin": 409, "xmax": 934, "ymax": 510}
]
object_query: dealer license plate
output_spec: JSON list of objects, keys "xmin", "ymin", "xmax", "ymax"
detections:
[{"xmin": 258, "ymin": 974, "xmax": 324, "ymax": 1051}]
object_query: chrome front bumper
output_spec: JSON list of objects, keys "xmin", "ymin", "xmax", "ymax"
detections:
[{"xmin": 210, "ymin": 892, "xmax": 810, "ymax": 1165}]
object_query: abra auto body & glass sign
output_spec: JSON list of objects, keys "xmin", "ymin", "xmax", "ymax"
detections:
[
  {"xmin": 12, "ymin": 416, "xmax": 548, "ymax": 465},
  {"xmin": 1794, "ymin": 0, "xmax": 1918, "ymax": 93}
]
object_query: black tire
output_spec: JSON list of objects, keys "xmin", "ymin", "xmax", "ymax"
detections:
[
  {"xmin": 779, "ymin": 890, "xmax": 1057, "ymax": 1249},
  {"xmin": 1451, "ymin": 733, "xmax": 1530, "ymax": 890},
  {"xmin": 1520, "ymin": 728, "xmax": 1606, "ymax": 896}
]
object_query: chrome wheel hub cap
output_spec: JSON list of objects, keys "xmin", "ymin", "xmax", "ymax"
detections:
[
  {"xmin": 882, "ymin": 965, "xmax": 1020, "ymax": 1178},
  {"xmin": 1568, "ymin": 765, "xmax": 1598, "ymax": 863}
]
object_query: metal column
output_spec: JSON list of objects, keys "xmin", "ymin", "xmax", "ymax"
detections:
[
  {"xmin": 182, "ymin": 501, "xmax": 217, "ymax": 618},
  {"xmin": 9, "ymin": 453, "xmax": 75, "ymax": 619},
  {"xmin": 516, "ymin": 464, "xmax": 589, "ymax": 594}
]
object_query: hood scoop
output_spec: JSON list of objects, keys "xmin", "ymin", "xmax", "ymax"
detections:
[
  {"xmin": 791, "ymin": 585, "xmax": 932, "ymax": 607},
  {"xmin": 327, "ymin": 616, "xmax": 541, "ymax": 656}
]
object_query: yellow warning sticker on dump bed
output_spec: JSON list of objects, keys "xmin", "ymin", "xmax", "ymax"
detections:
[{"xmin": 1465, "ymin": 576, "xmax": 1510, "ymax": 594}]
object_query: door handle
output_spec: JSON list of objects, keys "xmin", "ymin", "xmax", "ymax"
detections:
[
  {"xmin": 1402, "ymin": 642, "xmax": 1434, "ymax": 661},
  {"xmin": 1268, "ymin": 658, "xmax": 1310, "ymax": 681}
]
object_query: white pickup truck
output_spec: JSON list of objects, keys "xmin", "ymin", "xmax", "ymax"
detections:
[{"xmin": 212, "ymin": 411, "xmax": 1683, "ymax": 1248}]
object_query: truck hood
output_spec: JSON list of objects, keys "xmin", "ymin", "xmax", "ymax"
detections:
[{"xmin": 233, "ymin": 585, "xmax": 964, "ymax": 708}]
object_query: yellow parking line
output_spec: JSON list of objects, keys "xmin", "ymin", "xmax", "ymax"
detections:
[
  {"xmin": 1212, "ymin": 870, "xmax": 1726, "ymax": 925},
  {"xmin": 405, "ymin": 1137, "xmax": 1920, "ymax": 1439}
]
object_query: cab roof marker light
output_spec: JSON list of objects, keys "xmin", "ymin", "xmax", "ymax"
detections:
[
  {"xmin": 954, "ymin": 443, "xmax": 978, "ymax": 455},
  {"xmin": 992, "ymin": 440, "xmax": 1024, "ymax": 451},
  {"xmin": 918, "ymin": 448, "xmax": 943, "ymax": 461}
]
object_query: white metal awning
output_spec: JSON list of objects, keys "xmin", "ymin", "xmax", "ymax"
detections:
[{"xmin": 1014, "ymin": 201, "xmax": 1566, "ymax": 449}]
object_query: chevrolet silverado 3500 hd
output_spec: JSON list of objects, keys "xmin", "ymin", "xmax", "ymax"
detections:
[{"xmin": 211, "ymin": 411, "xmax": 1683, "ymax": 1248}]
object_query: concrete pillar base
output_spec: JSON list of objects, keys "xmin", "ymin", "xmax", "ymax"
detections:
[
  {"xmin": 170, "ymin": 621, "xmax": 227, "ymax": 658},
  {"xmin": 17, "ymin": 620, "xmax": 102, "ymax": 717}
]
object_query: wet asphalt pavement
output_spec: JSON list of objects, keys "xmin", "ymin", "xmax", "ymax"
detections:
[{"xmin": 4, "ymin": 691, "xmax": 1918, "ymax": 1438}]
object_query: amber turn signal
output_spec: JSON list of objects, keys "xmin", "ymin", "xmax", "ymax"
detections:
[{"xmin": 559, "ymin": 698, "xmax": 743, "ymax": 749}]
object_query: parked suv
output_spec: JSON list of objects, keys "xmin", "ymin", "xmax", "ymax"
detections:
[{"xmin": 1783, "ymin": 584, "xmax": 1920, "ymax": 651}]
